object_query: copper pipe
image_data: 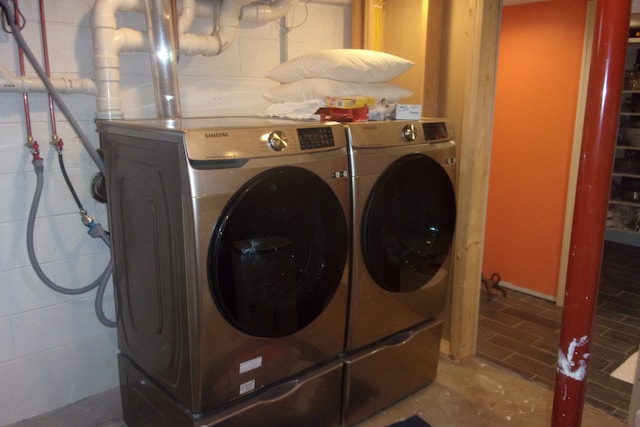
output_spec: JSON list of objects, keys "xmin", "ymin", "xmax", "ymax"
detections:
[
  {"xmin": 14, "ymin": 0, "xmax": 32, "ymax": 140},
  {"xmin": 551, "ymin": 0, "xmax": 630, "ymax": 425},
  {"xmin": 38, "ymin": 0, "xmax": 58, "ymax": 142}
]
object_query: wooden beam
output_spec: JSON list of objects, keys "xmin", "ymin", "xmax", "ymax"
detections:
[
  {"xmin": 442, "ymin": 0, "xmax": 501, "ymax": 361},
  {"xmin": 351, "ymin": 0, "xmax": 365, "ymax": 48}
]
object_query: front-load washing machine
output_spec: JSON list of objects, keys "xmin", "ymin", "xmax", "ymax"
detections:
[
  {"xmin": 99, "ymin": 117, "xmax": 350, "ymax": 426},
  {"xmin": 342, "ymin": 119, "xmax": 457, "ymax": 425}
]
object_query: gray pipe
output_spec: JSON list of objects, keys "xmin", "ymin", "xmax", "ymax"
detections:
[
  {"xmin": 27, "ymin": 159, "xmax": 115, "ymax": 327},
  {"xmin": 0, "ymin": 0, "xmax": 105, "ymax": 173},
  {"xmin": 145, "ymin": 0, "xmax": 182, "ymax": 119}
]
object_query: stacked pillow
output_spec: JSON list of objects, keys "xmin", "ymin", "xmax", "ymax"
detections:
[{"xmin": 264, "ymin": 49, "xmax": 414, "ymax": 103}]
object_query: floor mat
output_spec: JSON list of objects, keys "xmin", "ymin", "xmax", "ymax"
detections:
[{"xmin": 388, "ymin": 415, "xmax": 432, "ymax": 427}]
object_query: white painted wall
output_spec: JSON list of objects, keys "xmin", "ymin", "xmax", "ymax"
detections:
[{"xmin": 0, "ymin": 0, "xmax": 350, "ymax": 424}]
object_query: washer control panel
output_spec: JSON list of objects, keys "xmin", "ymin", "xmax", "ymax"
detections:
[
  {"xmin": 97, "ymin": 117, "xmax": 347, "ymax": 162},
  {"xmin": 181, "ymin": 119, "xmax": 345, "ymax": 161},
  {"xmin": 297, "ymin": 127, "xmax": 336, "ymax": 150}
]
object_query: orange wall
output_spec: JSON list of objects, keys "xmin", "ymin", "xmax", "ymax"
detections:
[{"xmin": 482, "ymin": 0, "xmax": 588, "ymax": 297}]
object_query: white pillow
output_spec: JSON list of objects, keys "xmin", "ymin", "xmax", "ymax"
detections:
[
  {"xmin": 263, "ymin": 78, "xmax": 413, "ymax": 103},
  {"xmin": 266, "ymin": 49, "xmax": 414, "ymax": 83}
]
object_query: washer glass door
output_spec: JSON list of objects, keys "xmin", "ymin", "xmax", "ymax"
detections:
[
  {"xmin": 209, "ymin": 166, "xmax": 348, "ymax": 338},
  {"xmin": 362, "ymin": 153, "xmax": 456, "ymax": 293}
]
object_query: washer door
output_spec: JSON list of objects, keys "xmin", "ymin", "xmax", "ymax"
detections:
[
  {"xmin": 208, "ymin": 166, "xmax": 348, "ymax": 338},
  {"xmin": 362, "ymin": 153, "xmax": 456, "ymax": 293}
]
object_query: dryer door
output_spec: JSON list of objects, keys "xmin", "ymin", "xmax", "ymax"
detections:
[
  {"xmin": 208, "ymin": 166, "xmax": 348, "ymax": 338},
  {"xmin": 362, "ymin": 153, "xmax": 456, "ymax": 292}
]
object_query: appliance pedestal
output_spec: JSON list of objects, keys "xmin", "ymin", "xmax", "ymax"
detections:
[
  {"xmin": 118, "ymin": 353, "xmax": 343, "ymax": 427},
  {"xmin": 342, "ymin": 320, "xmax": 443, "ymax": 426}
]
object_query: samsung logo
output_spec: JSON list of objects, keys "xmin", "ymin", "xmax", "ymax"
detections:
[{"xmin": 204, "ymin": 132, "xmax": 229, "ymax": 138}]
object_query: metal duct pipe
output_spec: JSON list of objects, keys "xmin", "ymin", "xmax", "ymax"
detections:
[{"xmin": 144, "ymin": 0, "xmax": 181, "ymax": 118}]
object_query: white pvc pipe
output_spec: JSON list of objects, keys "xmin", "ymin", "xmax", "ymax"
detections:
[
  {"xmin": 240, "ymin": 0, "xmax": 299, "ymax": 23},
  {"xmin": 90, "ymin": 0, "xmax": 300, "ymax": 119},
  {"xmin": 92, "ymin": 0, "xmax": 142, "ymax": 119},
  {"xmin": 0, "ymin": 0, "xmax": 301, "ymax": 119},
  {"xmin": 0, "ymin": 63, "xmax": 96, "ymax": 94},
  {"xmin": 178, "ymin": 0, "xmax": 197, "ymax": 34},
  {"xmin": 180, "ymin": 0, "xmax": 254, "ymax": 56}
]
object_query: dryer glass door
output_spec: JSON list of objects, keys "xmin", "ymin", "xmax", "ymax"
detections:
[
  {"xmin": 208, "ymin": 166, "xmax": 348, "ymax": 338},
  {"xmin": 362, "ymin": 153, "xmax": 456, "ymax": 292}
]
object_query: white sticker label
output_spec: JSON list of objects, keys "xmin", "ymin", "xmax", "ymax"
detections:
[
  {"xmin": 239, "ymin": 356, "xmax": 263, "ymax": 374},
  {"xmin": 239, "ymin": 379, "xmax": 256, "ymax": 395}
]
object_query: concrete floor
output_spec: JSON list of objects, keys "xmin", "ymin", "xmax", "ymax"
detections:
[
  {"xmin": 358, "ymin": 357, "xmax": 625, "ymax": 427},
  {"xmin": 6, "ymin": 356, "xmax": 624, "ymax": 427}
]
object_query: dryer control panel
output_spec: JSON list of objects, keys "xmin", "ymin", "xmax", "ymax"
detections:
[
  {"xmin": 347, "ymin": 118, "xmax": 454, "ymax": 149},
  {"xmin": 401, "ymin": 121, "xmax": 450, "ymax": 143},
  {"xmin": 422, "ymin": 121, "xmax": 449, "ymax": 141}
]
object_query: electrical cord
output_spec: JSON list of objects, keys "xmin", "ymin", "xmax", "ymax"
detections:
[{"xmin": 2, "ymin": 0, "xmax": 116, "ymax": 328}]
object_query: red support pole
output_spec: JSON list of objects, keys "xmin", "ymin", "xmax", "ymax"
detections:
[{"xmin": 551, "ymin": 1, "xmax": 630, "ymax": 426}]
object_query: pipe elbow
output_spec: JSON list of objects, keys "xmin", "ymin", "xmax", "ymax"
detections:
[
  {"xmin": 116, "ymin": 27, "xmax": 148, "ymax": 52},
  {"xmin": 241, "ymin": 0, "xmax": 299, "ymax": 23},
  {"xmin": 180, "ymin": 33, "xmax": 222, "ymax": 57},
  {"xmin": 178, "ymin": 0, "xmax": 196, "ymax": 34}
]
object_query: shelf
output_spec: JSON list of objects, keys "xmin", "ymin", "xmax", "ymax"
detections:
[
  {"xmin": 609, "ymin": 198, "xmax": 640, "ymax": 207},
  {"xmin": 606, "ymin": 226, "xmax": 640, "ymax": 234},
  {"xmin": 616, "ymin": 145, "xmax": 640, "ymax": 150},
  {"xmin": 612, "ymin": 172, "xmax": 640, "ymax": 179},
  {"xmin": 610, "ymin": 34, "xmax": 640, "ymax": 244}
]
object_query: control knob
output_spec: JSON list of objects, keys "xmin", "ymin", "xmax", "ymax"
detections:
[
  {"xmin": 402, "ymin": 124, "xmax": 416, "ymax": 142},
  {"xmin": 267, "ymin": 130, "xmax": 288, "ymax": 151}
]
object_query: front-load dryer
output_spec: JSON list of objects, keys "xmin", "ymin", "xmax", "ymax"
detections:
[
  {"xmin": 99, "ymin": 117, "xmax": 350, "ymax": 426},
  {"xmin": 342, "ymin": 119, "xmax": 457, "ymax": 425}
]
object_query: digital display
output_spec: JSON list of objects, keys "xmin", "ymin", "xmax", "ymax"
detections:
[
  {"xmin": 422, "ymin": 122, "xmax": 448, "ymax": 141},
  {"xmin": 297, "ymin": 127, "xmax": 335, "ymax": 150}
]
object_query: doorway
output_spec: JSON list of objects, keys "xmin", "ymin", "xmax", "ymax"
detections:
[{"xmin": 479, "ymin": 0, "xmax": 638, "ymax": 421}]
